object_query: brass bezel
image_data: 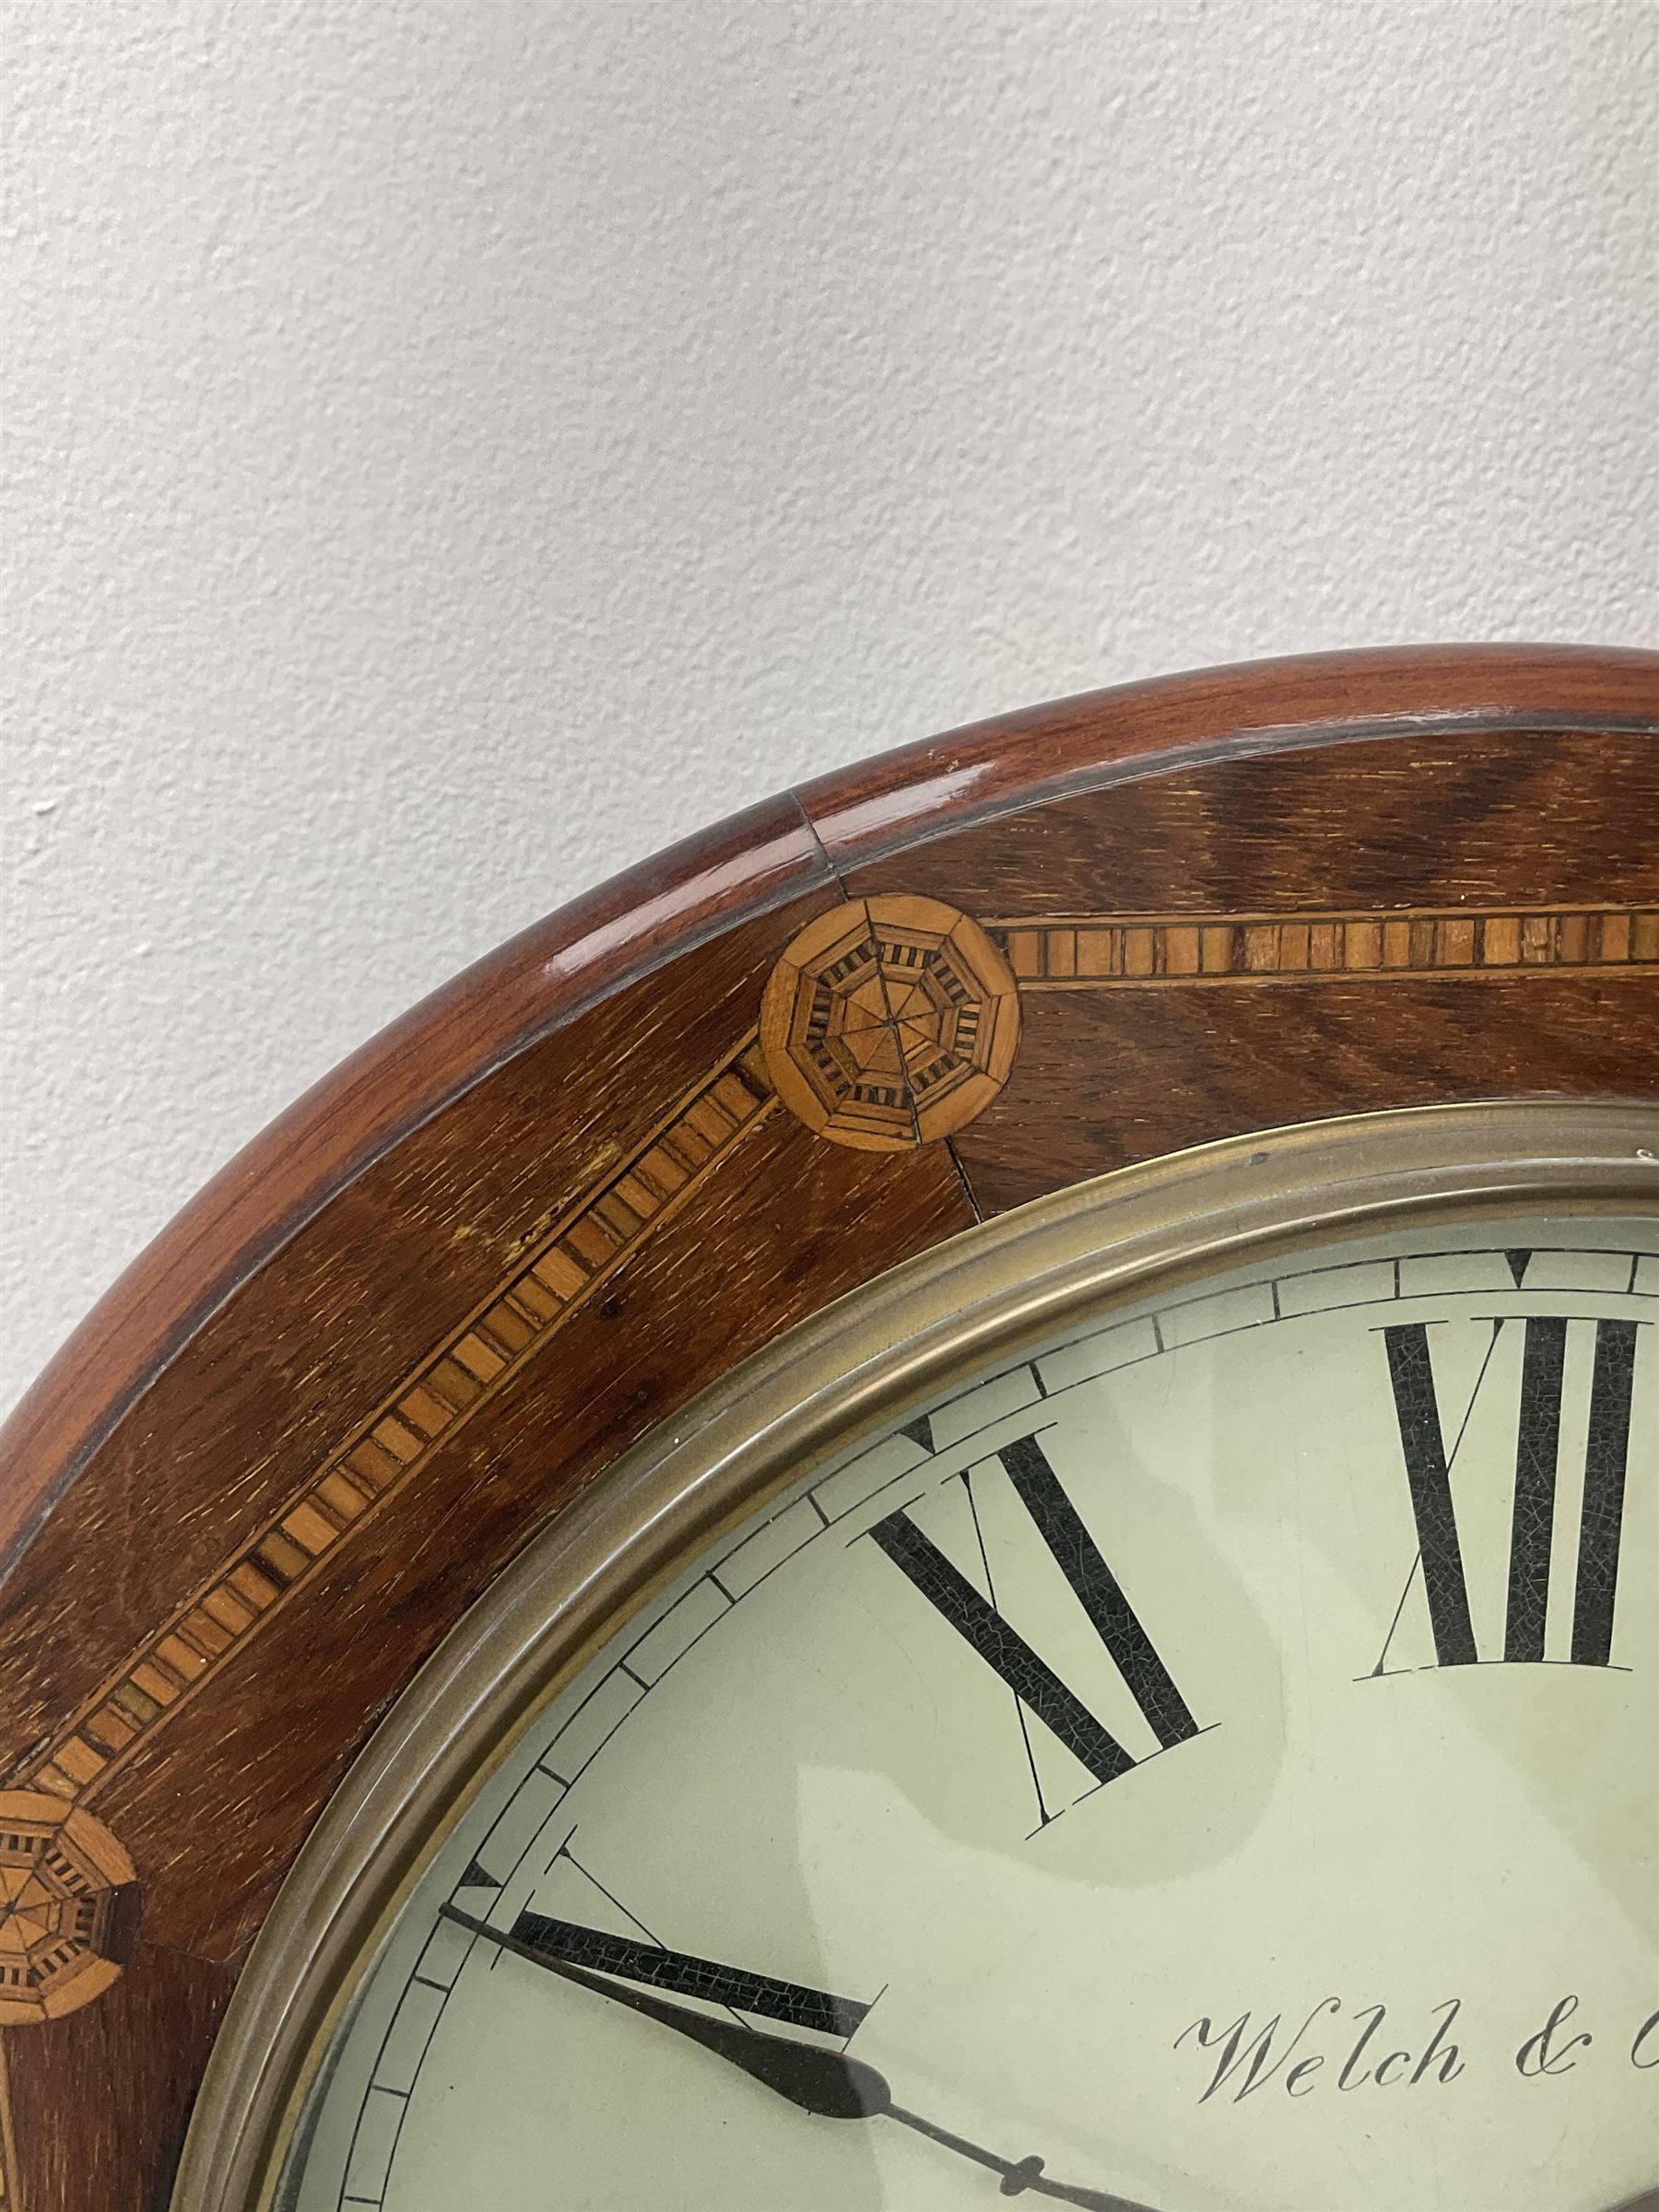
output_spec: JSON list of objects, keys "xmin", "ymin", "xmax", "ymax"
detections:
[{"xmin": 172, "ymin": 1100, "xmax": 1659, "ymax": 2211}]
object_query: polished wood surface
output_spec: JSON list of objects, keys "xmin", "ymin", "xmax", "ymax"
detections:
[
  {"xmin": 837, "ymin": 722, "xmax": 1659, "ymax": 1211},
  {"xmin": 1, "ymin": 646, "xmax": 1655, "ymax": 2209}
]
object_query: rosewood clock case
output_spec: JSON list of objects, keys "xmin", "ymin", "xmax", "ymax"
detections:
[{"xmin": 1, "ymin": 643, "xmax": 1656, "ymax": 2210}]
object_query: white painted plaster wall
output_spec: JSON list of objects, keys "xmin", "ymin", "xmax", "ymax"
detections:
[{"xmin": 3, "ymin": 1, "xmax": 1656, "ymax": 1417}]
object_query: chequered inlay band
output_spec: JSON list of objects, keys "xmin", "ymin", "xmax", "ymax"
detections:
[
  {"xmin": 20, "ymin": 1040, "xmax": 775, "ymax": 1807},
  {"xmin": 990, "ymin": 903, "xmax": 1659, "ymax": 986}
]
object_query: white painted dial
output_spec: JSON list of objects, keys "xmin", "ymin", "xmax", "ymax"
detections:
[{"xmin": 280, "ymin": 1218, "xmax": 1658, "ymax": 2212}]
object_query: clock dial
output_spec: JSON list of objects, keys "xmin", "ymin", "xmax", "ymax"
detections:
[{"xmin": 275, "ymin": 1216, "xmax": 1657, "ymax": 2212}]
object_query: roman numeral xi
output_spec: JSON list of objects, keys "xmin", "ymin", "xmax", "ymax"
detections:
[
  {"xmin": 869, "ymin": 1434, "xmax": 1199, "ymax": 1815},
  {"xmin": 1382, "ymin": 1314, "xmax": 1644, "ymax": 1671}
]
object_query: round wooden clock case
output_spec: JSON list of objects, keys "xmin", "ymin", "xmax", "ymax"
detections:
[{"xmin": 0, "ymin": 645, "xmax": 1656, "ymax": 2211}]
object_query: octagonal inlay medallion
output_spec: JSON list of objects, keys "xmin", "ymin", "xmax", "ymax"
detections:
[
  {"xmin": 0, "ymin": 1790, "xmax": 140, "ymax": 2025},
  {"xmin": 761, "ymin": 895, "xmax": 1021, "ymax": 1149}
]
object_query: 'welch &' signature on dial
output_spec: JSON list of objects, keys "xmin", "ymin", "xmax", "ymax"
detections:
[{"xmin": 1177, "ymin": 1993, "xmax": 1659, "ymax": 2104}]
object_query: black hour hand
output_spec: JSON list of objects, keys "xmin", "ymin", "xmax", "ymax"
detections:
[
  {"xmin": 439, "ymin": 1903, "xmax": 887, "ymax": 2119},
  {"xmin": 510, "ymin": 1904, "xmax": 869, "ymax": 2038}
]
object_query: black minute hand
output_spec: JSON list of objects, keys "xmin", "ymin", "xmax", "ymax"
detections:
[{"xmin": 441, "ymin": 1904, "xmax": 1162, "ymax": 2212}]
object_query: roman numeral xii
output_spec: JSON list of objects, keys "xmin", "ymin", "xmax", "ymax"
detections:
[{"xmin": 1380, "ymin": 1315, "xmax": 1644, "ymax": 1671}]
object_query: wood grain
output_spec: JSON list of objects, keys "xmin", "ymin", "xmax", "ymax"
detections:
[
  {"xmin": 22, "ymin": 1041, "xmax": 780, "ymax": 1806},
  {"xmin": 0, "ymin": 794, "xmax": 830, "ymax": 1577},
  {"xmin": 2, "ymin": 1946, "xmax": 236, "ymax": 2212},
  {"xmin": 1, "ymin": 648, "xmax": 1656, "ymax": 2210},
  {"xmin": 830, "ymin": 724, "xmax": 1659, "ymax": 1211}
]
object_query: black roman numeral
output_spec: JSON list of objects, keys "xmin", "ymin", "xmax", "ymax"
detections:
[
  {"xmin": 869, "ymin": 1433, "xmax": 1199, "ymax": 1811},
  {"xmin": 1382, "ymin": 1324, "xmax": 1480, "ymax": 1668},
  {"xmin": 1379, "ymin": 1315, "xmax": 1643, "ymax": 1672}
]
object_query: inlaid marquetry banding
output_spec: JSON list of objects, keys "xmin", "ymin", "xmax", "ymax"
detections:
[
  {"xmin": 21, "ymin": 1041, "xmax": 777, "ymax": 1808},
  {"xmin": 989, "ymin": 903, "xmax": 1659, "ymax": 987}
]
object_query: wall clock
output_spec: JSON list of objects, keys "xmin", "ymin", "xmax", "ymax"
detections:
[{"xmin": 0, "ymin": 646, "xmax": 1656, "ymax": 2212}]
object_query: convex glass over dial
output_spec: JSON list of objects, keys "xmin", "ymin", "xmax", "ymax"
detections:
[{"xmin": 227, "ymin": 1173, "xmax": 1658, "ymax": 2212}]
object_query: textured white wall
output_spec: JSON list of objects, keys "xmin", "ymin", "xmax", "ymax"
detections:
[{"xmin": 3, "ymin": 0, "xmax": 1655, "ymax": 1417}]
